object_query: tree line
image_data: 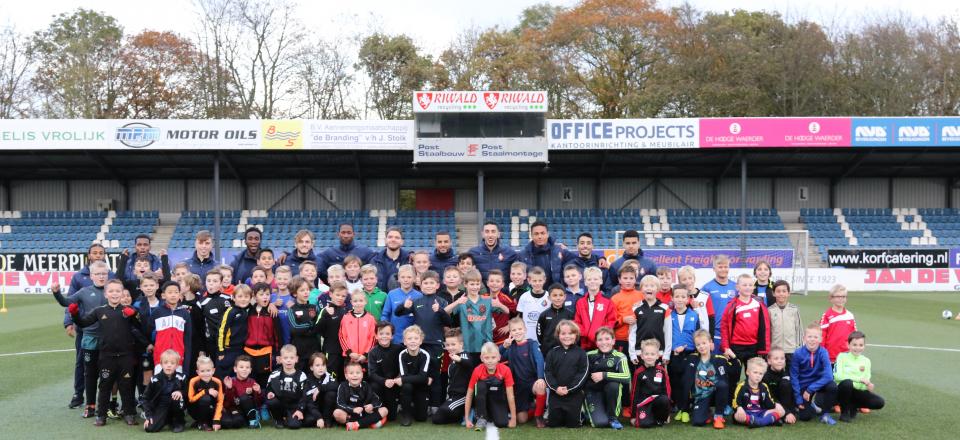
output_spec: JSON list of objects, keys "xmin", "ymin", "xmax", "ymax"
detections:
[{"xmin": 1, "ymin": 0, "xmax": 958, "ymax": 120}]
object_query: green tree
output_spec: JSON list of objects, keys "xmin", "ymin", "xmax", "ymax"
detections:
[
  {"xmin": 356, "ymin": 33, "xmax": 432, "ymax": 119},
  {"xmin": 31, "ymin": 9, "xmax": 123, "ymax": 118}
]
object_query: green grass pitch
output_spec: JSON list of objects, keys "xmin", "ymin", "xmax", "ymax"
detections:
[{"xmin": 1, "ymin": 291, "xmax": 958, "ymax": 439}]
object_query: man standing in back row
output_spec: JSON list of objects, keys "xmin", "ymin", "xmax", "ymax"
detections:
[{"xmin": 469, "ymin": 221, "xmax": 517, "ymax": 281}]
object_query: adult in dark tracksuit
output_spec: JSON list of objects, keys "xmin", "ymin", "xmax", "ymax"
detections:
[
  {"xmin": 607, "ymin": 230, "xmax": 657, "ymax": 292},
  {"xmin": 185, "ymin": 230, "xmax": 218, "ymax": 277},
  {"xmin": 369, "ymin": 227, "xmax": 409, "ymax": 292},
  {"xmin": 428, "ymin": 231, "xmax": 459, "ymax": 273},
  {"xmin": 561, "ymin": 232, "xmax": 610, "ymax": 289},
  {"xmin": 230, "ymin": 227, "xmax": 262, "ymax": 285},
  {"xmin": 123, "ymin": 234, "xmax": 162, "ymax": 282},
  {"xmin": 468, "ymin": 221, "xmax": 517, "ymax": 281},
  {"xmin": 53, "ymin": 261, "xmax": 109, "ymax": 415},
  {"xmin": 64, "ymin": 245, "xmax": 114, "ymax": 409},
  {"xmin": 275, "ymin": 229, "xmax": 320, "ymax": 276},
  {"xmin": 517, "ymin": 221, "xmax": 566, "ymax": 285},
  {"xmin": 318, "ymin": 223, "xmax": 375, "ymax": 281}
]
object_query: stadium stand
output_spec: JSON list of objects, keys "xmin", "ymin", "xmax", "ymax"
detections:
[
  {"xmin": 800, "ymin": 208, "xmax": 942, "ymax": 256},
  {"xmin": 0, "ymin": 211, "xmax": 158, "ymax": 252},
  {"xmin": 168, "ymin": 209, "xmax": 455, "ymax": 251},
  {"xmin": 485, "ymin": 208, "xmax": 790, "ymax": 249}
]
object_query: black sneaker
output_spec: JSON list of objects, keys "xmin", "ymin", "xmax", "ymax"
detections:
[
  {"xmin": 82, "ymin": 406, "xmax": 96, "ymax": 418},
  {"xmin": 94, "ymin": 417, "xmax": 106, "ymax": 427},
  {"xmin": 172, "ymin": 424, "xmax": 184, "ymax": 433},
  {"xmin": 839, "ymin": 413, "xmax": 852, "ymax": 423},
  {"xmin": 106, "ymin": 400, "xmax": 121, "ymax": 419},
  {"xmin": 124, "ymin": 414, "xmax": 137, "ymax": 426},
  {"xmin": 400, "ymin": 411, "xmax": 412, "ymax": 426},
  {"xmin": 69, "ymin": 394, "xmax": 83, "ymax": 409},
  {"xmin": 275, "ymin": 420, "xmax": 285, "ymax": 429}
]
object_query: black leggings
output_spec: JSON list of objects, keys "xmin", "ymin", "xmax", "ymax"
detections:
[
  {"xmin": 266, "ymin": 398, "xmax": 303, "ymax": 429},
  {"xmin": 837, "ymin": 380, "xmax": 884, "ymax": 413},
  {"xmin": 97, "ymin": 354, "xmax": 135, "ymax": 419},
  {"xmin": 220, "ymin": 395, "xmax": 258, "ymax": 429},
  {"xmin": 399, "ymin": 382, "xmax": 429, "ymax": 421},
  {"xmin": 432, "ymin": 394, "xmax": 466, "ymax": 425},
  {"xmin": 144, "ymin": 400, "xmax": 185, "ymax": 432},
  {"xmin": 797, "ymin": 381, "xmax": 838, "ymax": 421},
  {"xmin": 547, "ymin": 391, "xmax": 584, "ymax": 428},
  {"xmin": 83, "ymin": 349, "xmax": 100, "ymax": 406},
  {"xmin": 634, "ymin": 394, "xmax": 670, "ymax": 428},
  {"xmin": 474, "ymin": 380, "xmax": 510, "ymax": 428}
]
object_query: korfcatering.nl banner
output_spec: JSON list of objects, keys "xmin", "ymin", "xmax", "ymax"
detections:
[
  {"xmin": 0, "ymin": 252, "xmax": 122, "ymax": 294},
  {"xmin": 547, "ymin": 119, "xmax": 699, "ymax": 149},
  {"xmin": 826, "ymin": 248, "xmax": 950, "ymax": 269},
  {"xmin": 0, "ymin": 119, "xmax": 415, "ymax": 151}
]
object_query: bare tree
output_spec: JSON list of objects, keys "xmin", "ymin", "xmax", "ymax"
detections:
[
  {"xmin": 0, "ymin": 27, "xmax": 33, "ymax": 118},
  {"xmin": 291, "ymin": 40, "xmax": 357, "ymax": 119}
]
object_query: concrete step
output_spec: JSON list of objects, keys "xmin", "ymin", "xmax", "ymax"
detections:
[
  {"xmin": 456, "ymin": 212, "xmax": 478, "ymax": 253},
  {"xmin": 151, "ymin": 213, "xmax": 181, "ymax": 251}
]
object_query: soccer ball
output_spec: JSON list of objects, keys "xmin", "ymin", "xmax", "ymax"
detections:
[{"xmin": 943, "ymin": 310, "xmax": 954, "ymax": 320}]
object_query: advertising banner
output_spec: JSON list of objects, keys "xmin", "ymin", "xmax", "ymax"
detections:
[
  {"xmin": 413, "ymin": 137, "xmax": 547, "ymax": 163},
  {"xmin": 0, "ymin": 252, "xmax": 123, "ymax": 294},
  {"xmin": 600, "ymin": 248, "xmax": 794, "ymax": 269},
  {"xmin": 547, "ymin": 119, "xmax": 699, "ymax": 149},
  {"xmin": 826, "ymin": 248, "xmax": 949, "ymax": 269},
  {"xmin": 0, "ymin": 119, "xmax": 415, "ymax": 151},
  {"xmin": 700, "ymin": 117, "xmax": 851, "ymax": 148},
  {"xmin": 306, "ymin": 120, "xmax": 414, "ymax": 150},
  {"xmin": 413, "ymin": 91, "xmax": 548, "ymax": 113},
  {"xmin": 851, "ymin": 117, "xmax": 960, "ymax": 147}
]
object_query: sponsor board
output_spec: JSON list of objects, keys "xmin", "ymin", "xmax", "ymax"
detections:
[
  {"xmin": 827, "ymin": 248, "xmax": 949, "ymax": 269},
  {"xmin": 413, "ymin": 91, "xmax": 548, "ymax": 113},
  {"xmin": 600, "ymin": 249, "xmax": 793, "ymax": 269},
  {"xmin": 306, "ymin": 120, "xmax": 414, "ymax": 150},
  {"xmin": 261, "ymin": 120, "xmax": 303, "ymax": 149},
  {"xmin": 547, "ymin": 119, "xmax": 699, "ymax": 149},
  {"xmin": 681, "ymin": 268, "xmax": 960, "ymax": 292},
  {"xmin": 413, "ymin": 137, "xmax": 547, "ymax": 163},
  {"xmin": 851, "ymin": 117, "xmax": 960, "ymax": 147},
  {"xmin": 0, "ymin": 252, "xmax": 123, "ymax": 294},
  {"xmin": 700, "ymin": 117, "xmax": 850, "ymax": 148}
]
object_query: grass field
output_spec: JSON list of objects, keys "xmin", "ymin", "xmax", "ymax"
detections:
[{"xmin": 2, "ymin": 291, "xmax": 958, "ymax": 439}]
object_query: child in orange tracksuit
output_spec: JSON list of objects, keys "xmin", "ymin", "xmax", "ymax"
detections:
[
  {"xmin": 188, "ymin": 356, "xmax": 225, "ymax": 431},
  {"xmin": 340, "ymin": 290, "xmax": 377, "ymax": 370}
]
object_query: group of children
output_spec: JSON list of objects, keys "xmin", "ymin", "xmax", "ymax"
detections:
[{"xmin": 54, "ymin": 244, "xmax": 884, "ymax": 433}]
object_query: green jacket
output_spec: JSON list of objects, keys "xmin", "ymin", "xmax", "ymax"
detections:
[
  {"xmin": 834, "ymin": 351, "xmax": 871, "ymax": 391},
  {"xmin": 364, "ymin": 288, "xmax": 388, "ymax": 318}
]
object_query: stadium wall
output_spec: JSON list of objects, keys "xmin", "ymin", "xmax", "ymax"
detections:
[{"xmin": 3, "ymin": 177, "xmax": 957, "ymax": 212}]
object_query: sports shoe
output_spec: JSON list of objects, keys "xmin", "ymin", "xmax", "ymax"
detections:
[
  {"xmin": 172, "ymin": 424, "xmax": 184, "ymax": 433},
  {"xmin": 94, "ymin": 417, "xmax": 106, "ymax": 427},
  {"xmin": 820, "ymin": 414, "xmax": 837, "ymax": 426},
  {"xmin": 713, "ymin": 416, "xmax": 726, "ymax": 429},
  {"xmin": 622, "ymin": 407, "xmax": 632, "ymax": 418},
  {"xmin": 474, "ymin": 417, "xmax": 488, "ymax": 431},
  {"xmin": 249, "ymin": 419, "xmax": 261, "ymax": 429},
  {"xmin": 723, "ymin": 405, "xmax": 734, "ymax": 417},
  {"xmin": 274, "ymin": 420, "xmax": 285, "ymax": 429},
  {"xmin": 69, "ymin": 394, "xmax": 84, "ymax": 409},
  {"xmin": 260, "ymin": 407, "xmax": 271, "ymax": 421},
  {"xmin": 83, "ymin": 405, "xmax": 96, "ymax": 418},
  {"xmin": 810, "ymin": 399, "xmax": 822, "ymax": 414},
  {"xmin": 124, "ymin": 414, "xmax": 137, "ymax": 426},
  {"xmin": 675, "ymin": 411, "xmax": 690, "ymax": 423},
  {"xmin": 839, "ymin": 413, "xmax": 852, "ymax": 423},
  {"xmin": 345, "ymin": 421, "xmax": 360, "ymax": 431},
  {"xmin": 400, "ymin": 411, "xmax": 412, "ymax": 426},
  {"xmin": 370, "ymin": 417, "xmax": 387, "ymax": 429},
  {"xmin": 106, "ymin": 399, "xmax": 120, "ymax": 419},
  {"xmin": 200, "ymin": 423, "xmax": 213, "ymax": 431},
  {"xmin": 535, "ymin": 415, "xmax": 546, "ymax": 428},
  {"xmin": 609, "ymin": 419, "xmax": 623, "ymax": 430}
]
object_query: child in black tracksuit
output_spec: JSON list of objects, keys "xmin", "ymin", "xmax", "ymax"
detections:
[
  {"xmin": 70, "ymin": 280, "xmax": 148, "ymax": 426},
  {"xmin": 432, "ymin": 329, "xmax": 477, "ymax": 425},
  {"xmin": 631, "ymin": 338, "xmax": 671, "ymax": 428},
  {"xmin": 266, "ymin": 344, "xmax": 309, "ymax": 429},
  {"xmin": 394, "ymin": 271, "xmax": 451, "ymax": 409},
  {"xmin": 680, "ymin": 331, "xmax": 733, "ymax": 428},
  {"xmin": 537, "ymin": 285, "xmax": 576, "ymax": 356},
  {"xmin": 301, "ymin": 352, "xmax": 339, "ymax": 428},
  {"xmin": 367, "ymin": 322, "xmax": 403, "ymax": 420},
  {"xmin": 287, "ymin": 295, "xmax": 321, "ymax": 372},
  {"xmin": 544, "ymin": 320, "xmax": 589, "ymax": 428},
  {"xmin": 584, "ymin": 327, "xmax": 631, "ymax": 429},
  {"xmin": 199, "ymin": 271, "xmax": 232, "ymax": 362},
  {"xmin": 763, "ymin": 347, "xmax": 797, "ymax": 424},
  {"xmin": 334, "ymin": 362, "xmax": 388, "ymax": 430},
  {"xmin": 142, "ymin": 349, "xmax": 187, "ymax": 433},
  {"xmin": 216, "ymin": 286, "xmax": 252, "ymax": 377},
  {"xmin": 397, "ymin": 325, "xmax": 431, "ymax": 426},
  {"xmin": 316, "ymin": 284, "xmax": 350, "ymax": 377}
]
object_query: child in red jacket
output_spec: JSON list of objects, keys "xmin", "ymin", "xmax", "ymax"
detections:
[
  {"xmin": 220, "ymin": 355, "xmax": 263, "ymax": 429},
  {"xmin": 340, "ymin": 290, "xmax": 377, "ymax": 366},
  {"xmin": 574, "ymin": 267, "xmax": 616, "ymax": 350},
  {"xmin": 820, "ymin": 284, "xmax": 856, "ymax": 364},
  {"xmin": 719, "ymin": 274, "xmax": 771, "ymax": 386}
]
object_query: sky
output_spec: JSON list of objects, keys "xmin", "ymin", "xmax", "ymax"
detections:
[{"xmin": 2, "ymin": 0, "xmax": 957, "ymax": 57}]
